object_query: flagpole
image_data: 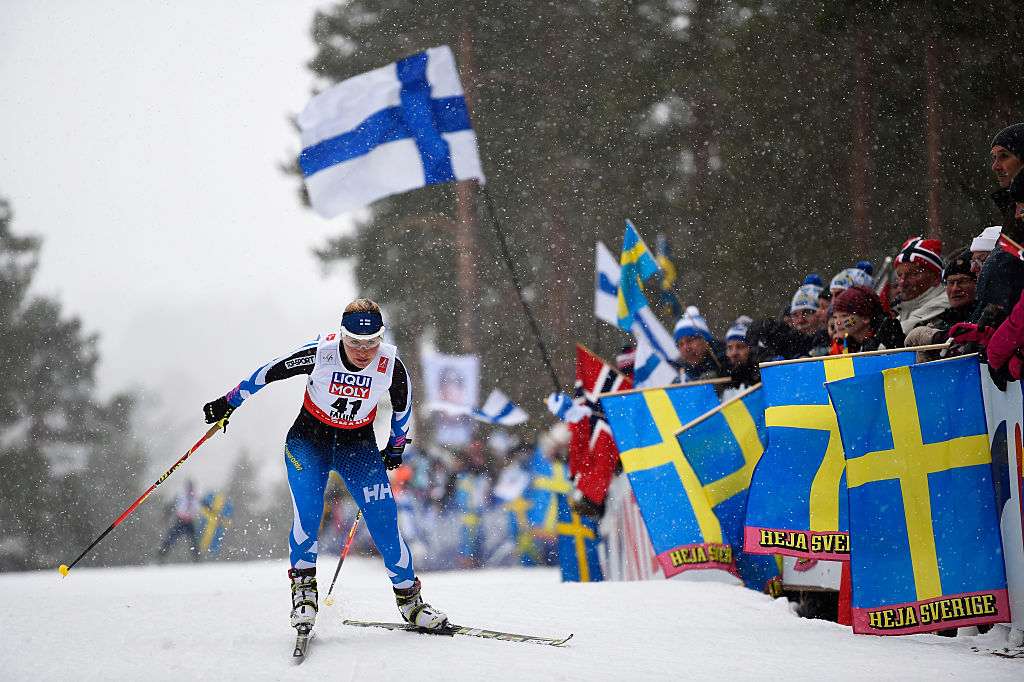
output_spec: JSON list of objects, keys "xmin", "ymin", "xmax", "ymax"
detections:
[
  {"xmin": 758, "ymin": 341, "xmax": 952, "ymax": 369},
  {"xmin": 480, "ymin": 186, "xmax": 563, "ymax": 391},
  {"xmin": 675, "ymin": 383, "xmax": 764, "ymax": 435},
  {"xmin": 598, "ymin": 375, "xmax": 731, "ymax": 399}
]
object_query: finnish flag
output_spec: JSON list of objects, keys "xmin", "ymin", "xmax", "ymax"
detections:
[
  {"xmin": 471, "ymin": 389, "xmax": 528, "ymax": 426},
  {"xmin": 298, "ymin": 46, "xmax": 486, "ymax": 218},
  {"xmin": 594, "ymin": 241, "xmax": 620, "ymax": 327},
  {"xmin": 633, "ymin": 307, "xmax": 680, "ymax": 388}
]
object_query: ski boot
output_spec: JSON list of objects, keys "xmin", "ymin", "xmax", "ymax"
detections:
[
  {"xmin": 289, "ymin": 567, "xmax": 318, "ymax": 632},
  {"xmin": 394, "ymin": 578, "xmax": 449, "ymax": 630}
]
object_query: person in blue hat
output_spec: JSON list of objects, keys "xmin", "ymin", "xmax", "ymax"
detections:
[
  {"xmin": 202, "ymin": 298, "xmax": 447, "ymax": 638},
  {"xmin": 673, "ymin": 306, "xmax": 728, "ymax": 384}
]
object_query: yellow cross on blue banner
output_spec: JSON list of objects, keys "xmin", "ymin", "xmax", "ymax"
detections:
[
  {"xmin": 198, "ymin": 492, "xmax": 233, "ymax": 555},
  {"xmin": 827, "ymin": 356, "xmax": 1010, "ymax": 635},
  {"xmin": 555, "ymin": 495, "xmax": 603, "ymax": 582},
  {"xmin": 602, "ymin": 383, "xmax": 724, "ymax": 577},
  {"xmin": 676, "ymin": 385, "xmax": 781, "ymax": 592},
  {"xmin": 530, "ymin": 455, "xmax": 572, "ymax": 534},
  {"xmin": 503, "ymin": 497, "xmax": 541, "ymax": 566},
  {"xmin": 743, "ymin": 351, "xmax": 914, "ymax": 560},
  {"xmin": 616, "ymin": 220, "xmax": 661, "ymax": 332}
]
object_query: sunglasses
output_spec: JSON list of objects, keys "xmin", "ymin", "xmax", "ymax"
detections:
[{"xmin": 342, "ymin": 335, "xmax": 381, "ymax": 351}]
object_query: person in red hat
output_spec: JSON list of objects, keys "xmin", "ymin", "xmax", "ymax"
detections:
[
  {"xmin": 831, "ymin": 286, "xmax": 890, "ymax": 353},
  {"xmin": 893, "ymin": 236, "xmax": 949, "ymax": 334}
]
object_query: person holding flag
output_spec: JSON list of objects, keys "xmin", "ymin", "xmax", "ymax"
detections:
[{"xmin": 201, "ymin": 299, "xmax": 449, "ymax": 641}]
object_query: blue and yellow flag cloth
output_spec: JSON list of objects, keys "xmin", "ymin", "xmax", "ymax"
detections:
[
  {"xmin": 455, "ymin": 472, "xmax": 484, "ymax": 562},
  {"xmin": 616, "ymin": 220, "xmax": 661, "ymax": 332},
  {"xmin": 654, "ymin": 233, "xmax": 683, "ymax": 319},
  {"xmin": 556, "ymin": 494, "xmax": 604, "ymax": 582},
  {"xmin": 676, "ymin": 385, "xmax": 781, "ymax": 593},
  {"xmin": 525, "ymin": 447, "xmax": 572, "ymax": 534},
  {"xmin": 827, "ymin": 356, "xmax": 1010, "ymax": 635},
  {"xmin": 503, "ymin": 496, "xmax": 542, "ymax": 566},
  {"xmin": 602, "ymin": 383, "xmax": 723, "ymax": 577},
  {"xmin": 198, "ymin": 492, "xmax": 233, "ymax": 555},
  {"xmin": 744, "ymin": 351, "xmax": 915, "ymax": 560}
]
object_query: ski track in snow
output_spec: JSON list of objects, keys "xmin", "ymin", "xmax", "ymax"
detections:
[{"xmin": 3, "ymin": 558, "xmax": 1019, "ymax": 681}]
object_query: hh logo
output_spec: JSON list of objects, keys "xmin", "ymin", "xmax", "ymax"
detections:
[
  {"xmin": 329, "ymin": 371, "xmax": 372, "ymax": 399},
  {"xmin": 377, "ymin": 356, "xmax": 389, "ymax": 373},
  {"xmin": 363, "ymin": 483, "xmax": 393, "ymax": 503},
  {"xmin": 325, "ymin": 333, "xmax": 336, "ymax": 341}
]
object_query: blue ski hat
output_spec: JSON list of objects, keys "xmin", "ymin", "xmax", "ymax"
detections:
[
  {"xmin": 726, "ymin": 315, "xmax": 753, "ymax": 343},
  {"xmin": 341, "ymin": 310, "xmax": 385, "ymax": 339},
  {"xmin": 674, "ymin": 306, "xmax": 713, "ymax": 343},
  {"xmin": 803, "ymin": 273, "xmax": 824, "ymax": 288},
  {"xmin": 855, "ymin": 260, "xmax": 874, "ymax": 276}
]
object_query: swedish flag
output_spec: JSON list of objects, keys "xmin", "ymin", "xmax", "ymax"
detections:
[
  {"xmin": 503, "ymin": 496, "xmax": 541, "ymax": 566},
  {"xmin": 556, "ymin": 494, "xmax": 603, "ymax": 582},
  {"xmin": 744, "ymin": 352, "xmax": 914, "ymax": 560},
  {"xmin": 455, "ymin": 472, "xmax": 483, "ymax": 563},
  {"xmin": 525, "ymin": 448, "xmax": 572, "ymax": 534},
  {"xmin": 601, "ymin": 383, "xmax": 722, "ymax": 577},
  {"xmin": 198, "ymin": 492, "xmax": 233, "ymax": 555},
  {"xmin": 676, "ymin": 385, "xmax": 781, "ymax": 592},
  {"xmin": 827, "ymin": 356, "xmax": 1010, "ymax": 635},
  {"xmin": 654, "ymin": 233, "xmax": 683, "ymax": 319},
  {"xmin": 616, "ymin": 220, "xmax": 661, "ymax": 332}
]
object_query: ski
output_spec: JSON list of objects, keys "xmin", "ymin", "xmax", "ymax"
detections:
[
  {"xmin": 342, "ymin": 619, "xmax": 573, "ymax": 647},
  {"xmin": 971, "ymin": 646, "xmax": 1024, "ymax": 659},
  {"xmin": 292, "ymin": 626, "xmax": 314, "ymax": 661}
]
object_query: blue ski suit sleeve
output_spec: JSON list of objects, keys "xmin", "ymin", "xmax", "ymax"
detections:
[
  {"xmin": 388, "ymin": 356, "xmax": 413, "ymax": 447},
  {"xmin": 225, "ymin": 339, "xmax": 319, "ymax": 408}
]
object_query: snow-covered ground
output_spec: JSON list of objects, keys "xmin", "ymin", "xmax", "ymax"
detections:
[{"xmin": 3, "ymin": 558, "xmax": 1019, "ymax": 680}]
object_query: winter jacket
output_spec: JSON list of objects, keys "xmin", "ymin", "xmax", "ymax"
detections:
[
  {"xmin": 987, "ymin": 288, "xmax": 1024, "ymax": 372},
  {"xmin": 678, "ymin": 340, "xmax": 729, "ymax": 383},
  {"xmin": 992, "ymin": 183, "xmax": 1024, "ymax": 243},
  {"xmin": 896, "ymin": 285, "xmax": 949, "ymax": 334},
  {"xmin": 746, "ymin": 318, "xmax": 814, "ymax": 361},
  {"xmin": 973, "ymin": 182, "xmax": 1024, "ymax": 329},
  {"xmin": 974, "ymin": 250, "xmax": 1024, "ymax": 326}
]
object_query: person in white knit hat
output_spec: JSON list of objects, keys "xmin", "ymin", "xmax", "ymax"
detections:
[
  {"xmin": 970, "ymin": 225, "xmax": 1002, "ymax": 274},
  {"xmin": 673, "ymin": 306, "xmax": 727, "ymax": 383}
]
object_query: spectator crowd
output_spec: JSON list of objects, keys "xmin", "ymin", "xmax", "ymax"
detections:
[{"xmin": 659, "ymin": 123, "xmax": 1024, "ymax": 396}]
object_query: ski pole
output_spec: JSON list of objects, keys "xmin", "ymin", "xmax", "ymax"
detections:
[
  {"xmin": 58, "ymin": 418, "xmax": 229, "ymax": 577},
  {"xmin": 323, "ymin": 510, "xmax": 362, "ymax": 607}
]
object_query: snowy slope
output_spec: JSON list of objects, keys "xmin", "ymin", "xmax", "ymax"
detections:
[{"xmin": 3, "ymin": 558, "xmax": 1019, "ymax": 681}]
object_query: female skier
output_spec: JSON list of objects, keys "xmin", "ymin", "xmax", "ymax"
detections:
[{"xmin": 202, "ymin": 299, "xmax": 447, "ymax": 638}]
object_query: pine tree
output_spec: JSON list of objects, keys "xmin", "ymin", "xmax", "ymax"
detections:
[{"xmin": 0, "ymin": 195, "xmax": 152, "ymax": 570}]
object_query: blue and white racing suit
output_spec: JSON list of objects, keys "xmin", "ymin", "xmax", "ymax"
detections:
[{"xmin": 222, "ymin": 332, "xmax": 415, "ymax": 588}]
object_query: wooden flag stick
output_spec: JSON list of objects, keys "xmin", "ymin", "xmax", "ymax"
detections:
[
  {"xmin": 758, "ymin": 341, "xmax": 952, "ymax": 369},
  {"xmin": 598, "ymin": 375, "xmax": 731, "ymax": 399},
  {"xmin": 675, "ymin": 383, "xmax": 764, "ymax": 436}
]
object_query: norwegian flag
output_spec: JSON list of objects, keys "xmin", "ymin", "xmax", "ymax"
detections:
[{"xmin": 569, "ymin": 345, "xmax": 632, "ymax": 508}]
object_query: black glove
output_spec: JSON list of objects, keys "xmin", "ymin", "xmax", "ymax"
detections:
[
  {"xmin": 380, "ymin": 441, "xmax": 406, "ymax": 470},
  {"xmin": 989, "ymin": 362, "xmax": 1012, "ymax": 392},
  {"xmin": 873, "ymin": 316, "xmax": 906, "ymax": 350},
  {"xmin": 203, "ymin": 396, "xmax": 235, "ymax": 427}
]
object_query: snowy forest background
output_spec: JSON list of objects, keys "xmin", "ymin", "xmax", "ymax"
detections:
[{"xmin": 3, "ymin": 1, "xmax": 1022, "ymax": 571}]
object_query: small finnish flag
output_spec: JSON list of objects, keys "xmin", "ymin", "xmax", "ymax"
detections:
[
  {"xmin": 632, "ymin": 307, "xmax": 680, "ymax": 389},
  {"xmin": 471, "ymin": 389, "xmax": 528, "ymax": 426},
  {"xmin": 594, "ymin": 241, "xmax": 620, "ymax": 327},
  {"xmin": 298, "ymin": 45, "xmax": 486, "ymax": 218}
]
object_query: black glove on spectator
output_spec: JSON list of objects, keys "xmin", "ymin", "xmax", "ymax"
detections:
[
  {"xmin": 381, "ymin": 442, "xmax": 406, "ymax": 470},
  {"xmin": 203, "ymin": 396, "xmax": 235, "ymax": 425},
  {"xmin": 989, "ymin": 362, "xmax": 1012, "ymax": 392}
]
